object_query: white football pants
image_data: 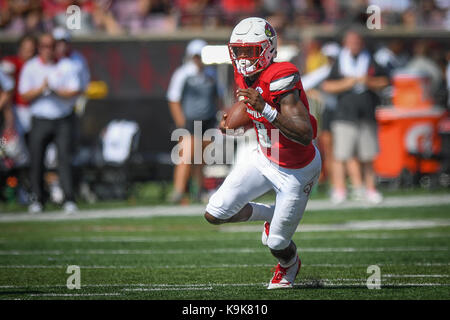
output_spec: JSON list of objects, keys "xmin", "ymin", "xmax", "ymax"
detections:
[{"xmin": 206, "ymin": 145, "xmax": 321, "ymax": 250}]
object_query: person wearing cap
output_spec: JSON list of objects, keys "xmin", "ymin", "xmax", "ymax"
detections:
[
  {"xmin": 52, "ymin": 27, "xmax": 90, "ymax": 93},
  {"xmin": 19, "ymin": 33, "xmax": 82, "ymax": 214},
  {"xmin": 46, "ymin": 27, "xmax": 90, "ymax": 206},
  {"xmin": 166, "ymin": 39, "xmax": 221, "ymax": 204}
]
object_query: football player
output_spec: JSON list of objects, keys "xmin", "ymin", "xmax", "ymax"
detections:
[{"xmin": 204, "ymin": 17, "xmax": 321, "ymax": 289}]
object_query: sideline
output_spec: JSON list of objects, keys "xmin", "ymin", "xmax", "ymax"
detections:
[{"xmin": 0, "ymin": 194, "xmax": 449, "ymax": 223}]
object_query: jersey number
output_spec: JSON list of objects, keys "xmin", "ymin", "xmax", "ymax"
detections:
[{"xmin": 254, "ymin": 121, "xmax": 272, "ymax": 148}]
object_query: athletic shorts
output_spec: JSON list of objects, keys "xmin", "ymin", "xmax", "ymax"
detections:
[
  {"xmin": 331, "ymin": 121, "xmax": 378, "ymax": 162},
  {"xmin": 184, "ymin": 118, "xmax": 217, "ymax": 136},
  {"xmin": 206, "ymin": 145, "xmax": 321, "ymax": 250},
  {"xmin": 320, "ymin": 108, "xmax": 335, "ymax": 132}
]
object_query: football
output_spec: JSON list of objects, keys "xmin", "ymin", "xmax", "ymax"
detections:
[{"xmin": 224, "ymin": 100, "xmax": 252, "ymax": 130}]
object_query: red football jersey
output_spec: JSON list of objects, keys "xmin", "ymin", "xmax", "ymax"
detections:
[{"xmin": 234, "ymin": 61, "xmax": 317, "ymax": 169}]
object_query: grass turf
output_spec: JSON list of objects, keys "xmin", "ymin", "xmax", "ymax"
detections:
[{"xmin": 0, "ymin": 205, "xmax": 449, "ymax": 300}]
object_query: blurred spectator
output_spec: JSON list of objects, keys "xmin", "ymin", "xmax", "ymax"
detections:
[
  {"xmin": 302, "ymin": 42, "xmax": 340, "ymax": 191},
  {"xmin": 42, "ymin": 0, "xmax": 94, "ymax": 33},
  {"xmin": 368, "ymin": 0, "xmax": 411, "ymax": 12},
  {"xmin": 19, "ymin": 33, "xmax": 81, "ymax": 213},
  {"xmin": 262, "ymin": 0, "xmax": 294, "ymax": 30},
  {"xmin": 404, "ymin": 40, "xmax": 444, "ymax": 98},
  {"xmin": 447, "ymin": 51, "xmax": 450, "ymax": 108},
  {"xmin": 1, "ymin": 34, "xmax": 37, "ymax": 136},
  {"xmin": 418, "ymin": 0, "xmax": 447, "ymax": 29},
  {"xmin": 46, "ymin": 27, "xmax": 90, "ymax": 205},
  {"xmin": 374, "ymin": 39, "xmax": 409, "ymax": 76},
  {"xmin": 0, "ymin": 0, "xmax": 44, "ymax": 35},
  {"xmin": 0, "ymin": 68, "xmax": 14, "ymax": 131},
  {"xmin": 321, "ymin": 0, "xmax": 340, "ymax": 25},
  {"xmin": 0, "ymin": 0, "xmax": 448, "ymax": 33},
  {"xmin": 0, "ymin": 35, "xmax": 36, "ymax": 204},
  {"xmin": 175, "ymin": 0, "xmax": 224, "ymax": 28},
  {"xmin": 293, "ymin": 0, "xmax": 326, "ymax": 26},
  {"xmin": 402, "ymin": 7, "xmax": 417, "ymax": 29},
  {"xmin": 166, "ymin": 39, "xmax": 221, "ymax": 204},
  {"xmin": 42, "ymin": 0, "xmax": 124, "ymax": 35},
  {"xmin": 53, "ymin": 27, "xmax": 90, "ymax": 91},
  {"xmin": 220, "ymin": 0, "xmax": 260, "ymax": 26},
  {"xmin": 322, "ymin": 30, "xmax": 389, "ymax": 204},
  {"xmin": 0, "ymin": 68, "xmax": 15, "ymax": 172},
  {"xmin": 111, "ymin": 0, "xmax": 175, "ymax": 34},
  {"xmin": 302, "ymin": 42, "xmax": 340, "ymax": 90},
  {"xmin": 305, "ymin": 39, "xmax": 328, "ymax": 73},
  {"xmin": 368, "ymin": 0, "xmax": 410, "ymax": 25}
]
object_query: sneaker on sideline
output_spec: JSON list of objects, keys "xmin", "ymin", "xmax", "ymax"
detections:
[
  {"xmin": 351, "ymin": 187, "xmax": 365, "ymax": 201},
  {"xmin": 366, "ymin": 189, "xmax": 383, "ymax": 204},
  {"xmin": 330, "ymin": 189, "xmax": 346, "ymax": 204},
  {"xmin": 28, "ymin": 202, "xmax": 43, "ymax": 214},
  {"xmin": 63, "ymin": 201, "xmax": 78, "ymax": 214}
]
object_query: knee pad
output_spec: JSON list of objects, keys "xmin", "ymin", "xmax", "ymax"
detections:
[
  {"xmin": 267, "ymin": 235, "xmax": 290, "ymax": 251},
  {"xmin": 206, "ymin": 188, "xmax": 241, "ymax": 220}
]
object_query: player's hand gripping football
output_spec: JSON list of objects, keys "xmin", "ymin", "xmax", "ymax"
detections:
[
  {"xmin": 219, "ymin": 113, "xmax": 228, "ymax": 133},
  {"xmin": 237, "ymin": 88, "xmax": 265, "ymax": 112}
]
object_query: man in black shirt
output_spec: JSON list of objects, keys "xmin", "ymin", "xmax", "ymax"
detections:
[{"xmin": 322, "ymin": 30, "xmax": 389, "ymax": 204}]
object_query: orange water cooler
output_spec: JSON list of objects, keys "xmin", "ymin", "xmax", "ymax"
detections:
[{"xmin": 374, "ymin": 73, "xmax": 446, "ymax": 178}]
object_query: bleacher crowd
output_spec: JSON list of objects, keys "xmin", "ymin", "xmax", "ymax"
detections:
[{"xmin": 0, "ymin": 0, "xmax": 449, "ymax": 36}]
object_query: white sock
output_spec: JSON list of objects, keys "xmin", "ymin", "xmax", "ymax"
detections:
[{"xmin": 247, "ymin": 202, "xmax": 275, "ymax": 222}]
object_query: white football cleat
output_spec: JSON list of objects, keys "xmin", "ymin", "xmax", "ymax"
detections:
[
  {"xmin": 267, "ymin": 255, "xmax": 301, "ymax": 289},
  {"xmin": 261, "ymin": 221, "xmax": 270, "ymax": 246}
]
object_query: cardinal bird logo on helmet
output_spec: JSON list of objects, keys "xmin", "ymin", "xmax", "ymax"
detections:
[{"xmin": 265, "ymin": 23, "xmax": 274, "ymax": 38}]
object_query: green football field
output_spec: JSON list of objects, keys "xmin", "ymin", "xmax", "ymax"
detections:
[{"xmin": 0, "ymin": 203, "xmax": 449, "ymax": 300}]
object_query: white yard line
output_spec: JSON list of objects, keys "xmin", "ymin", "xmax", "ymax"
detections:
[
  {"xmin": 7, "ymin": 281, "xmax": 449, "ymax": 298},
  {"xmin": 298, "ymin": 283, "xmax": 450, "ymax": 287},
  {"xmin": 1, "ymin": 194, "xmax": 449, "ymax": 222},
  {"xmin": 28, "ymin": 293, "xmax": 121, "ymax": 297},
  {"xmin": 0, "ymin": 246, "xmax": 448, "ymax": 256},
  {"xmin": 221, "ymin": 219, "xmax": 450, "ymax": 233},
  {"xmin": 0, "ymin": 282, "xmax": 449, "ymax": 292},
  {"xmin": 0, "ymin": 265, "xmax": 137, "ymax": 269},
  {"xmin": 123, "ymin": 287, "xmax": 213, "ymax": 291},
  {"xmin": 5, "ymin": 232, "xmax": 441, "ymax": 243},
  {"xmin": 384, "ymin": 274, "xmax": 450, "ymax": 278},
  {"xmin": 0, "ymin": 262, "xmax": 449, "ymax": 269},
  {"xmin": 0, "ymin": 283, "xmax": 265, "ymax": 289}
]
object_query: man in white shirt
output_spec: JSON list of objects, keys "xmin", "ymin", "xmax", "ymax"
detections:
[
  {"xmin": 19, "ymin": 33, "xmax": 81, "ymax": 214},
  {"xmin": 52, "ymin": 27, "xmax": 90, "ymax": 92}
]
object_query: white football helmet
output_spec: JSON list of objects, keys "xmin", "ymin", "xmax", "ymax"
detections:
[{"xmin": 228, "ymin": 17, "xmax": 277, "ymax": 77}]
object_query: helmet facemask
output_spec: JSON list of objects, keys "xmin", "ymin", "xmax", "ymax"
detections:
[{"xmin": 228, "ymin": 40, "xmax": 270, "ymax": 77}]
